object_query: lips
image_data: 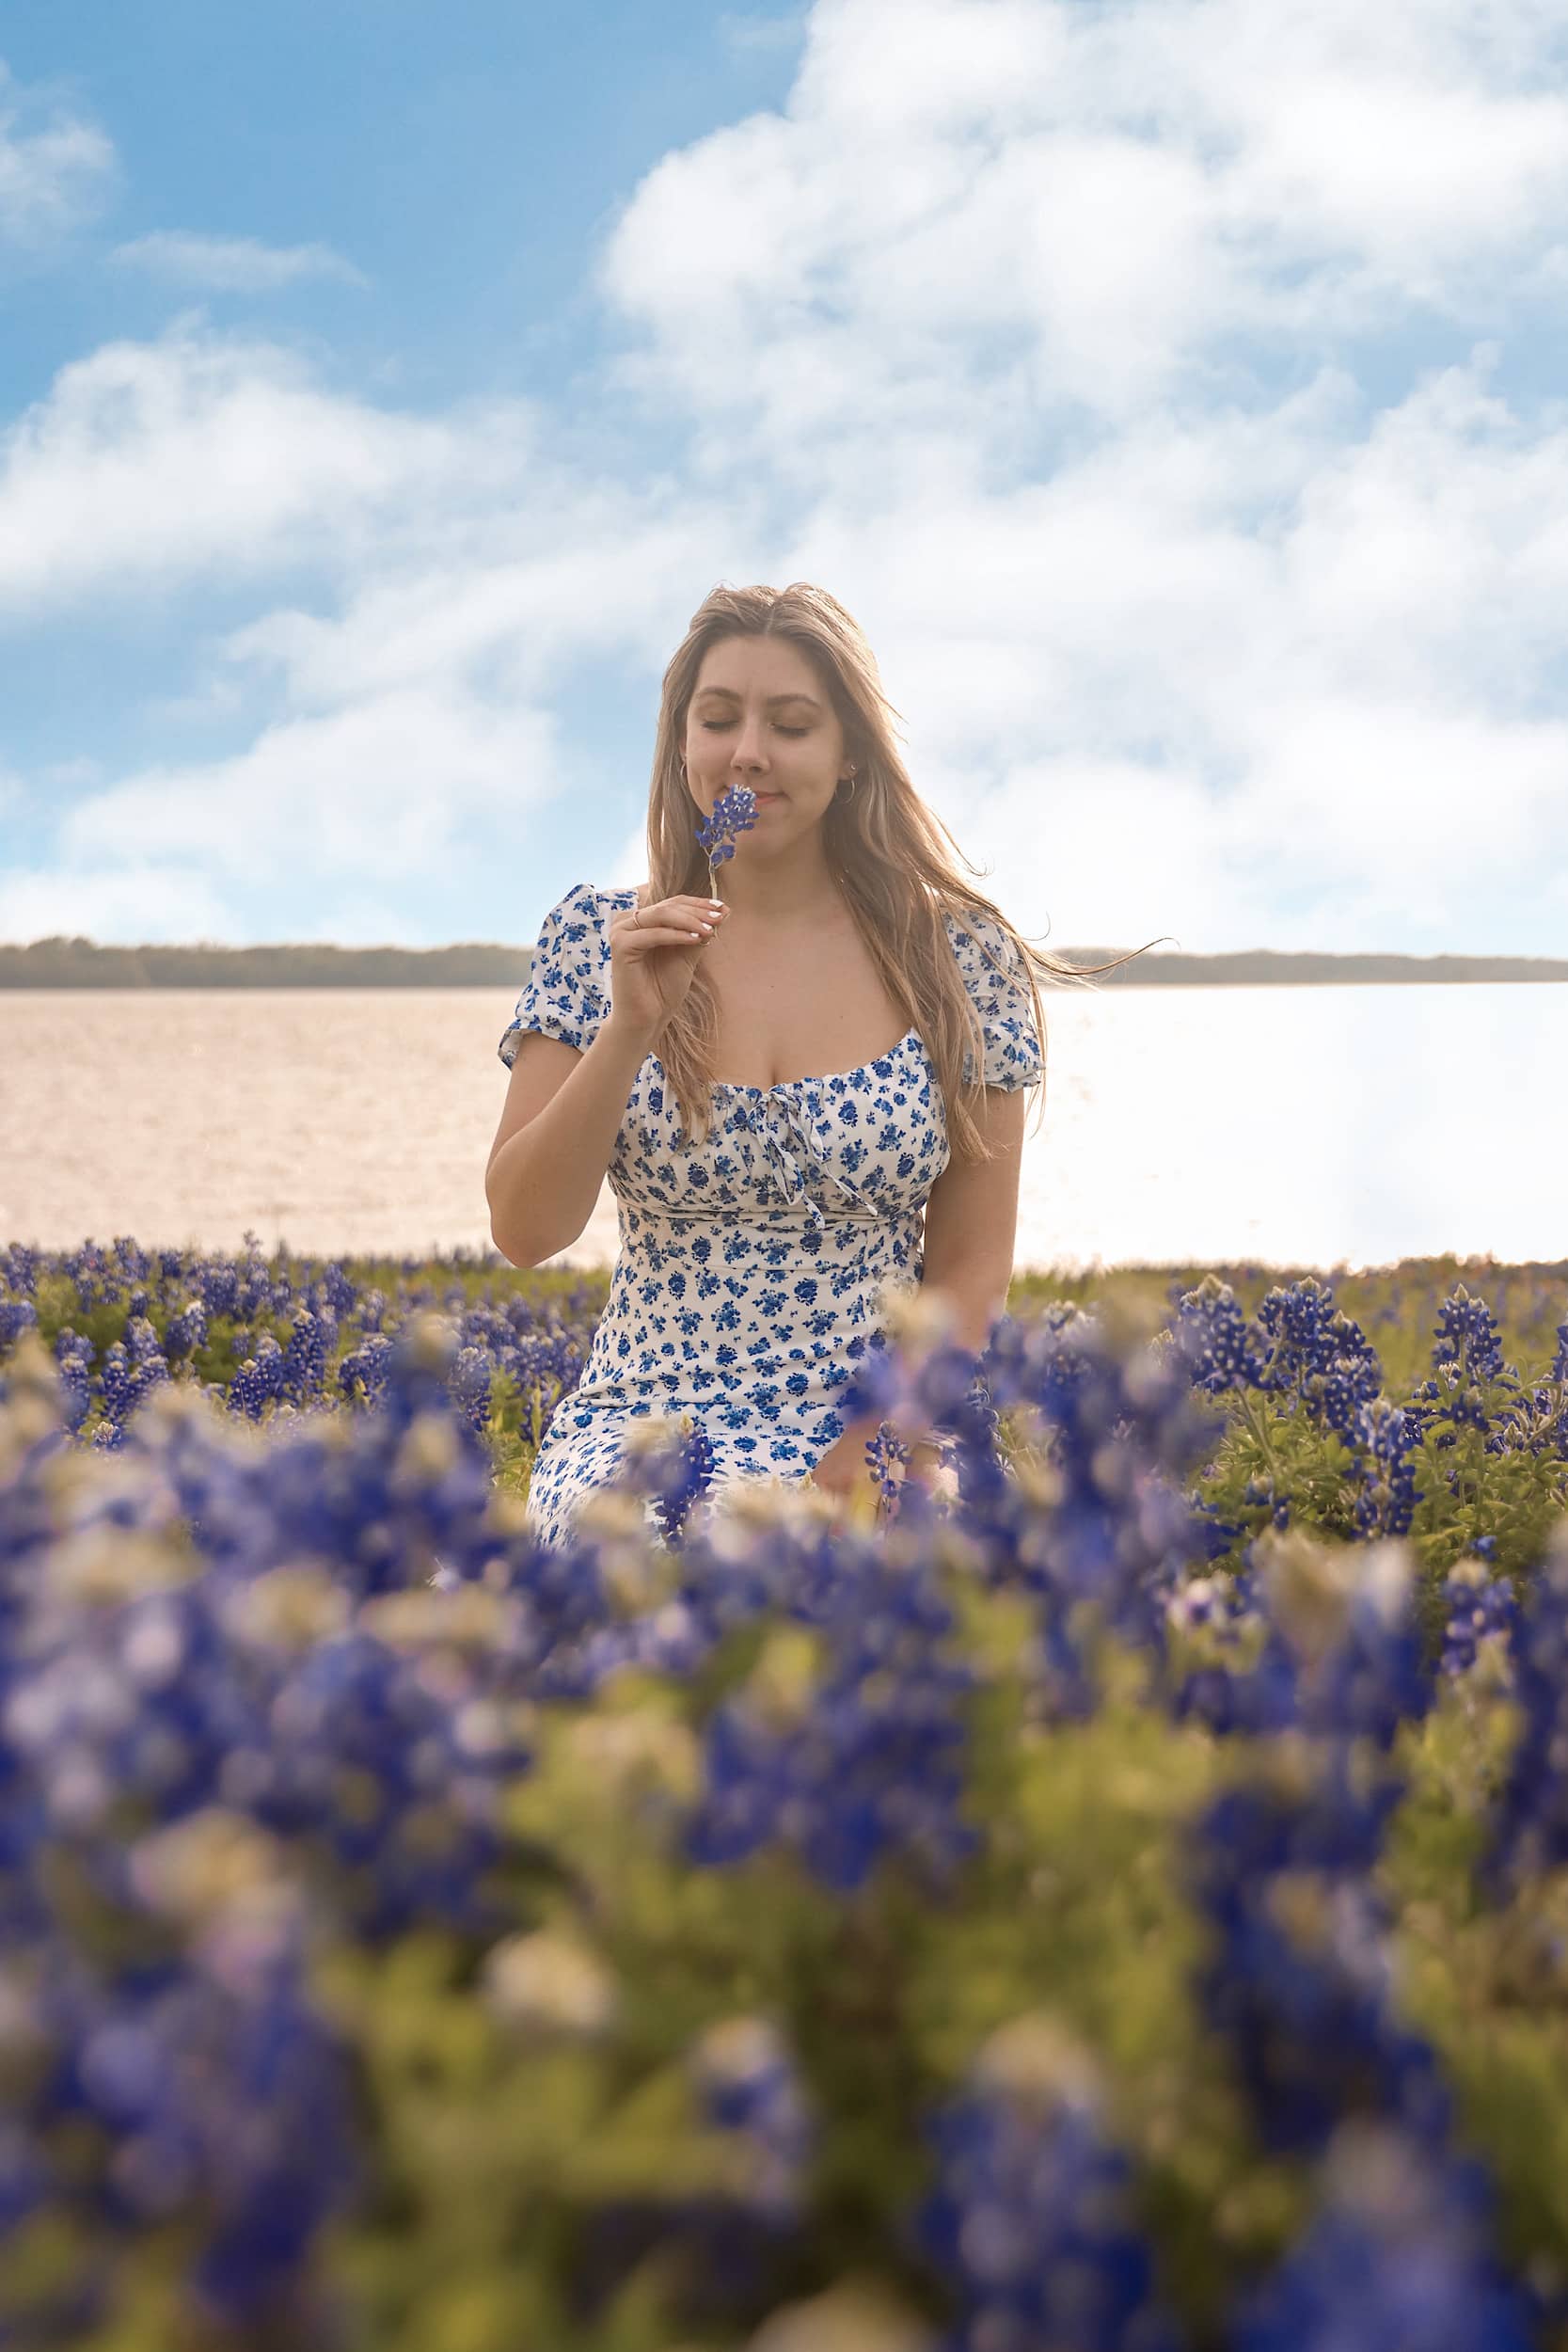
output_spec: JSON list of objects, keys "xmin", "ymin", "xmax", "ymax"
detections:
[{"xmin": 753, "ymin": 791, "xmax": 784, "ymax": 804}]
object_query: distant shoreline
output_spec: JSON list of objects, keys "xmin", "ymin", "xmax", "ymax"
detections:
[{"xmin": 3, "ymin": 940, "xmax": 1568, "ymax": 989}]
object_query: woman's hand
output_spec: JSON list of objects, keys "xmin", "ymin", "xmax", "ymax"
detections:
[
  {"xmin": 605, "ymin": 890, "xmax": 730, "ymax": 1041},
  {"xmin": 809, "ymin": 1422, "xmax": 945, "ymax": 1527},
  {"xmin": 808, "ymin": 1422, "xmax": 872, "ymax": 1503}
]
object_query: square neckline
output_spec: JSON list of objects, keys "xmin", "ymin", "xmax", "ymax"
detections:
[
  {"xmin": 705, "ymin": 1027, "xmax": 924, "ymax": 1097},
  {"xmin": 605, "ymin": 886, "xmax": 924, "ymax": 1097}
]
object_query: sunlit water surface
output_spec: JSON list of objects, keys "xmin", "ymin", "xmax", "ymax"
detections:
[{"xmin": 4, "ymin": 984, "xmax": 1564, "ymax": 1271}]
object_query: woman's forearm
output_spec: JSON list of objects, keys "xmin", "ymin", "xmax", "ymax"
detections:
[
  {"xmin": 487, "ymin": 1014, "xmax": 657, "ymax": 1267},
  {"xmin": 919, "ymin": 1271, "xmax": 1008, "ymax": 1359}
]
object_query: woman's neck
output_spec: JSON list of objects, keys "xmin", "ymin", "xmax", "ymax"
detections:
[{"xmin": 711, "ymin": 837, "xmax": 842, "ymax": 923}]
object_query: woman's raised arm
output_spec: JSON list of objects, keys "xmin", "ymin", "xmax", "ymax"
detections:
[{"xmin": 485, "ymin": 888, "xmax": 728, "ymax": 1265}]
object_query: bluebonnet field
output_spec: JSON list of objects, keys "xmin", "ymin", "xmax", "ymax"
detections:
[{"xmin": 1, "ymin": 1233, "xmax": 1567, "ymax": 2350}]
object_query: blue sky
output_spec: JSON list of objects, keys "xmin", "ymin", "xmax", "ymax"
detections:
[{"xmin": 3, "ymin": 0, "xmax": 1567, "ymax": 956}]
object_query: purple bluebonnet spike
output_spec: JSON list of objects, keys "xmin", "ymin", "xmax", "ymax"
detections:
[{"xmin": 695, "ymin": 785, "xmax": 758, "ymax": 891}]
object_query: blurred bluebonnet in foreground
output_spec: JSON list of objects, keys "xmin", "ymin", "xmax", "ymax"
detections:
[
  {"xmin": 0, "ymin": 1242, "xmax": 1564, "ymax": 2345},
  {"xmin": 913, "ymin": 2017, "xmax": 1185, "ymax": 2352},
  {"xmin": 1232, "ymin": 2122, "xmax": 1538, "ymax": 2352}
]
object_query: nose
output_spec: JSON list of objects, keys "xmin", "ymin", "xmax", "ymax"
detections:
[{"xmin": 730, "ymin": 713, "xmax": 768, "ymax": 771}]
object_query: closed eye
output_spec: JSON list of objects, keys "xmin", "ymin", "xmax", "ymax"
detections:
[{"xmin": 699, "ymin": 721, "xmax": 809, "ymax": 738}]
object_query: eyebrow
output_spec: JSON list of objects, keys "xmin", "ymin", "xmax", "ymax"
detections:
[{"xmin": 691, "ymin": 688, "xmax": 824, "ymax": 712}]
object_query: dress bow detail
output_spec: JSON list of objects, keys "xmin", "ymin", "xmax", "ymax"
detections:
[{"xmin": 739, "ymin": 1090, "xmax": 878, "ymax": 1232}]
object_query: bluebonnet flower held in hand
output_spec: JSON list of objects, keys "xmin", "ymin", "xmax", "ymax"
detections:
[{"xmin": 695, "ymin": 784, "xmax": 758, "ymax": 883}]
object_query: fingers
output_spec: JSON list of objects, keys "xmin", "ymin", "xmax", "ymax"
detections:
[
  {"xmin": 616, "ymin": 921, "xmax": 712, "ymax": 946},
  {"xmin": 628, "ymin": 895, "xmax": 729, "ymax": 927},
  {"xmin": 613, "ymin": 896, "xmax": 730, "ymax": 947}
]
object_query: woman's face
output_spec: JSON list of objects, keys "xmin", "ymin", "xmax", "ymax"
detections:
[{"xmin": 682, "ymin": 633, "xmax": 850, "ymax": 851}]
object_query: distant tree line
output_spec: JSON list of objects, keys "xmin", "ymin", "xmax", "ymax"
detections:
[
  {"xmin": 2, "ymin": 937, "xmax": 1567, "ymax": 989},
  {"xmin": 0, "ymin": 939, "xmax": 537, "ymax": 989}
]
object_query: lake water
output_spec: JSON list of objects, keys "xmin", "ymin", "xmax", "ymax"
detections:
[{"xmin": 3, "ymin": 984, "xmax": 1565, "ymax": 1272}]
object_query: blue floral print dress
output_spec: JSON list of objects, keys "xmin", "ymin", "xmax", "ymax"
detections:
[{"xmin": 498, "ymin": 882, "xmax": 1043, "ymax": 1547}]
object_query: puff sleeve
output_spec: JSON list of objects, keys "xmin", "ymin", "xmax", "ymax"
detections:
[
  {"xmin": 944, "ymin": 908, "xmax": 1045, "ymax": 1093},
  {"xmin": 498, "ymin": 882, "xmax": 610, "ymax": 1069}
]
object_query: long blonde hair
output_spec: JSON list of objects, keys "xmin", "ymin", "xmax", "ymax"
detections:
[{"xmin": 646, "ymin": 581, "xmax": 1150, "ymax": 1158}]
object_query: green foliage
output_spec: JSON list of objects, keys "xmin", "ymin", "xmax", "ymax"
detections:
[
  {"xmin": 8, "ymin": 1250, "xmax": 1568, "ymax": 2345},
  {"xmin": 1010, "ymin": 1255, "xmax": 1568, "ymax": 1391}
]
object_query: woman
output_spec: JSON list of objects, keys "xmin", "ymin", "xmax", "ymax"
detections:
[{"xmin": 486, "ymin": 581, "xmax": 1083, "ymax": 1548}]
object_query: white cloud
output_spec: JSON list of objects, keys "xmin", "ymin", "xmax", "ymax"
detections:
[
  {"xmin": 0, "ymin": 59, "xmax": 116, "ymax": 248},
  {"xmin": 55, "ymin": 688, "xmax": 559, "ymax": 887},
  {"xmin": 598, "ymin": 0, "xmax": 1568, "ymax": 450},
  {"xmin": 108, "ymin": 230, "xmax": 368, "ymax": 293},
  {"xmin": 219, "ymin": 505, "xmax": 736, "ymax": 711},
  {"xmin": 0, "ymin": 321, "xmax": 539, "ymax": 615},
  {"xmin": 9, "ymin": 0, "xmax": 1568, "ymax": 953},
  {"xmin": 0, "ymin": 861, "xmax": 231, "ymax": 946},
  {"xmin": 0, "ymin": 314, "xmax": 752, "ymax": 939},
  {"xmin": 584, "ymin": 0, "xmax": 1568, "ymax": 949}
]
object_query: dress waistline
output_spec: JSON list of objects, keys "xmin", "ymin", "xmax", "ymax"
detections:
[{"xmin": 618, "ymin": 1200, "xmax": 892, "ymax": 1234}]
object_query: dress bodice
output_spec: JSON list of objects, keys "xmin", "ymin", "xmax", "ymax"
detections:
[{"xmin": 498, "ymin": 880, "xmax": 1043, "ymax": 1546}]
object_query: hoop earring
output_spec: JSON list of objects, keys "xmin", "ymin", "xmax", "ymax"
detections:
[{"xmin": 838, "ymin": 767, "xmax": 858, "ymax": 801}]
